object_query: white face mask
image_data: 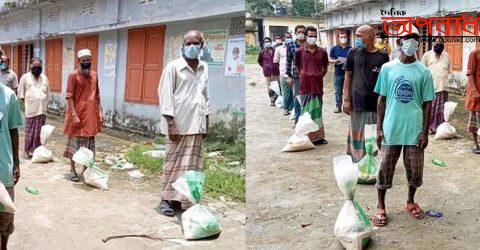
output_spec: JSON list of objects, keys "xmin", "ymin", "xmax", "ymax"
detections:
[
  {"xmin": 275, "ymin": 39, "xmax": 282, "ymax": 44},
  {"xmin": 401, "ymin": 38, "xmax": 419, "ymax": 57},
  {"xmin": 306, "ymin": 37, "xmax": 317, "ymax": 45},
  {"xmin": 339, "ymin": 37, "xmax": 347, "ymax": 44},
  {"xmin": 264, "ymin": 42, "xmax": 272, "ymax": 48},
  {"xmin": 296, "ymin": 33, "xmax": 305, "ymax": 40}
]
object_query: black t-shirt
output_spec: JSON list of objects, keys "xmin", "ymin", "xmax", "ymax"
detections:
[{"xmin": 344, "ymin": 48, "xmax": 390, "ymax": 112}]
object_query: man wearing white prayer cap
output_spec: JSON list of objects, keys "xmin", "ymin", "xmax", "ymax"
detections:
[{"xmin": 63, "ymin": 48, "xmax": 103, "ymax": 182}]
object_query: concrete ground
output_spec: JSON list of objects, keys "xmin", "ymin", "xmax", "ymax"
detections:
[
  {"xmin": 245, "ymin": 63, "xmax": 480, "ymax": 249},
  {"xmin": 9, "ymin": 115, "xmax": 245, "ymax": 249}
]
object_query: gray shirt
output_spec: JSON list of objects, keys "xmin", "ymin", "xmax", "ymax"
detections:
[{"xmin": 0, "ymin": 70, "xmax": 18, "ymax": 90}]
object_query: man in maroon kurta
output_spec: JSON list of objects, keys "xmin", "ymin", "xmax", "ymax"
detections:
[
  {"xmin": 258, "ymin": 37, "xmax": 280, "ymax": 106},
  {"xmin": 63, "ymin": 49, "xmax": 102, "ymax": 182}
]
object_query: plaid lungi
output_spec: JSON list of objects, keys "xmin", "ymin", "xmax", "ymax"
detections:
[
  {"xmin": 0, "ymin": 187, "xmax": 14, "ymax": 235},
  {"xmin": 63, "ymin": 136, "xmax": 96, "ymax": 159},
  {"xmin": 24, "ymin": 114, "xmax": 46, "ymax": 154},
  {"xmin": 161, "ymin": 134, "xmax": 204, "ymax": 209},
  {"xmin": 429, "ymin": 91, "xmax": 448, "ymax": 130},
  {"xmin": 346, "ymin": 111, "xmax": 377, "ymax": 163},
  {"xmin": 299, "ymin": 94, "xmax": 325, "ymax": 142},
  {"xmin": 467, "ymin": 111, "xmax": 480, "ymax": 134},
  {"xmin": 376, "ymin": 145, "xmax": 424, "ymax": 190}
]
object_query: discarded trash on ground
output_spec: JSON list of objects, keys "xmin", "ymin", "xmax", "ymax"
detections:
[
  {"xmin": 142, "ymin": 150, "xmax": 166, "ymax": 158},
  {"xmin": 333, "ymin": 155, "xmax": 372, "ymax": 250},
  {"xmin": 282, "ymin": 112, "xmax": 319, "ymax": 152},
  {"xmin": 357, "ymin": 124, "xmax": 379, "ymax": 184},
  {"xmin": 425, "ymin": 210, "xmax": 443, "ymax": 218},
  {"xmin": 104, "ymin": 155, "xmax": 135, "ymax": 170},
  {"xmin": 432, "ymin": 159, "xmax": 446, "ymax": 167},
  {"xmin": 73, "ymin": 147, "xmax": 109, "ymax": 190},
  {"xmin": 31, "ymin": 125, "xmax": 55, "ymax": 163},
  {"xmin": 0, "ymin": 182, "xmax": 15, "ymax": 213},
  {"xmin": 434, "ymin": 102, "xmax": 458, "ymax": 140},
  {"xmin": 172, "ymin": 171, "xmax": 222, "ymax": 240},
  {"xmin": 128, "ymin": 170, "xmax": 145, "ymax": 179},
  {"xmin": 25, "ymin": 186, "xmax": 39, "ymax": 195}
]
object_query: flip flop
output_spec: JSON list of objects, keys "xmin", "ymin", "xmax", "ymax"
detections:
[
  {"xmin": 313, "ymin": 139, "xmax": 328, "ymax": 145},
  {"xmin": 159, "ymin": 200, "xmax": 175, "ymax": 217},
  {"xmin": 70, "ymin": 173, "xmax": 80, "ymax": 182},
  {"xmin": 471, "ymin": 145, "xmax": 480, "ymax": 154},
  {"xmin": 405, "ymin": 203, "xmax": 425, "ymax": 219},
  {"xmin": 372, "ymin": 208, "xmax": 388, "ymax": 227}
]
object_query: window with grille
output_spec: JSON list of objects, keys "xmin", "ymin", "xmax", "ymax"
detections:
[
  {"xmin": 229, "ymin": 16, "xmax": 245, "ymax": 36},
  {"xmin": 81, "ymin": 1, "xmax": 94, "ymax": 16},
  {"xmin": 400, "ymin": 0, "xmax": 406, "ymax": 9},
  {"xmin": 48, "ymin": 9, "xmax": 60, "ymax": 23},
  {"xmin": 22, "ymin": 20, "xmax": 29, "ymax": 29},
  {"xmin": 367, "ymin": 6, "xmax": 372, "ymax": 16},
  {"xmin": 3, "ymin": 23, "xmax": 8, "ymax": 32},
  {"xmin": 419, "ymin": 0, "xmax": 426, "ymax": 6}
]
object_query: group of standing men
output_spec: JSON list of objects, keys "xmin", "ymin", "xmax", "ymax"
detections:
[{"xmin": 257, "ymin": 23, "xmax": 480, "ymax": 227}]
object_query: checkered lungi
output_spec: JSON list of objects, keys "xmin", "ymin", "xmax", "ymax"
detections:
[
  {"xmin": 429, "ymin": 91, "xmax": 448, "ymax": 130},
  {"xmin": 63, "ymin": 136, "xmax": 96, "ymax": 159},
  {"xmin": 346, "ymin": 111, "xmax": 377, "ymax": 163},
  {"xmin": 376, "ymin": 145, "xmax": 424, "ymax": 190},
  {"xmin": 0, "ymin": 187, "xmax": 14, "ymax": 235},
  {"xmin": 24, "ymin": 114, "xmax": 46, "ymax": 154},
  {"xmin": 467, "ymin": 111, "xmax": 480, "ymax": 134},
  {"xmin": 161, "ymin": 134, "xmax": 204, "ymax": 209}
]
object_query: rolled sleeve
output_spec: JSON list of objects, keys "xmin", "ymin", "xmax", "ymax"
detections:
[
  {"xmin": 374, "ymin": 67, "xmax": 387, "ymax": 96},
  {"xmin": 422, "ymin": 71, "xmax": 436, "ymax": 102},
  {"xmin": 158, "ymin": 64, "xmax": 175, "ymax": 117},
  {"xmin": 8, "ymin": 94, "xmax": 23, "ymax": 129}
]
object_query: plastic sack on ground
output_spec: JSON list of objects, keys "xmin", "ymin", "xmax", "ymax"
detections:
[
  {"xmin": 0, "ymin": 182, "xmax": 15, "ymax": 213},
  {"xmin": 435, "ymin": 102, "xmax": 458, "ymax": 140},
  {"xmin": 275, "ymin": 95, "xmax": 284, "ymax": 108},
  {"xmin": 172, "ymin": 171, "xmax": 221, "ymax": 240},
  {"xmin": 357, "ymin": 124, "xmax": 379, "ymax": 184},
  {"xmin": 269, "ymin": 81, "xmax": 281, "ymax": 96},
  {"xmin": 282, "ymin": 112, "xmax": 319, "ymax": 152},
  {"xmin": 31, "ymin": 125, "xmax": 55, "ymax": 163},
  {"xmin": 333, "ymin": 155, "xmax": 372, "ymax": 250},
  {"xmin": 289, "ymin": 109, "xmax": 296, "ymax": 120},
  {"xmin": 73, "ymin": 147, "xmax": 109, "ymax": 190}
]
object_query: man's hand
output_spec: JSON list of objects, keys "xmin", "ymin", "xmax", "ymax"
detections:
[
  {"xmin": 73, "ymin": 114, "xmax": 81, "ymax": 127},
  {"xmin": 343, "ymin": 100, "xmax": 352, "ymax": 115},
  {"xmin": 13, "ymin": 165, "xmax": 20, "ymax": 185},
  {"xmin": 417, "ymin": 132, "xmax": 429, "ymax": 150},
  {"xmin": 377, "ymin": 130, "xmax": 385, "ymax": 150},
  {"xmin": 287, "ymin": 77, "xmax": 293, "ymax": 87},
  {"xmin": 168, "ymin": 121, "xmax": 181, "ymax": 142}
]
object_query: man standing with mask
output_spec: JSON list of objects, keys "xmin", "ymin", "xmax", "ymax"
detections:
[
  {"xmin": 343, "ymin": 25, "xmax": 389, "ymax": 162},
  {"xmin": 375, "ymin": 31, "xmax": 392, "ymax": 55},
  {"xmin": 258, "ymin": 37, "xmax": 280, "ymax": 106},
  {"xmin": 158, "ymin": 30, "xmax": 210, "ymax": 216},
  {"xmin": 295, "ymin": 26, "xmax": 329, "ymax": 144},
  {"xmin": 373, "ymin": 26, "xmax": 435, "ymax": 226},
  {"xmin": 17, "ymin": 58, "xmax": 50, "ymax": 159},
  {"xmin": 0, "ymin": 55, "xmax": 18, "ymax": 95},
  {"xmin": 465, "ymin": 47, "xmax": 480, "ymax": 154},
  {"xmin": 286, "ymin": 25, "xmax": 306, "ymax": 125},
  {"xmin": 273, "ymin": 35, "xmax": 283, "ymax": 50},
  {"xmin": 329, "ymin": 31, "xmax": 351, "ymax": 113},
  {"xmin": 421, "ymin": 38, "xmax": 452, "ymax": 134},
  {"xmin": 63, "ymin": 49, "xmax": 103, "ymax": 182},
  {"xmin": 274, "ymin": 32, "xmax": 293, "ymax": 115}
]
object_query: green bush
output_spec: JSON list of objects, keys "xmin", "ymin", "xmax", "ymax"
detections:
[{"xmin": 247, "ymin": 44, "xmax": 260, "ymax": 55}]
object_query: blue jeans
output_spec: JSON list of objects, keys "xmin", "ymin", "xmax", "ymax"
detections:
[
  {"xmin": 334, "ymin": 74, "xmax": 345, "ymax": 108},
  {"xmin": 293, "ymin": 77, "xmax": 301, "ymax": 123},
  {"xmin": 280, "ymin": 76, "xmax": 293, "ymax": 111}
]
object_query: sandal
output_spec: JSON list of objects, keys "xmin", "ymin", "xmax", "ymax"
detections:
[
  {"xmin": 159, "ymin": 200, "xmax": 175, "ymax": 217},
  {"xmin": 314, "ymin": 139, "xmax": 328, "ymax": 145},
  {"xmin": 372, "ymin": 208, "xmax": 388, "ymax": 227},
  {"xmin": 471, "ymin": 145, "xmax": 480, "ymax": 154},
  {"xmin": 405, "ymin": 203, "xmax": 425, "ymax": 219},
  {"xmin": 70, "ymin": 172, "xmax": 80, "ymax": 182}
]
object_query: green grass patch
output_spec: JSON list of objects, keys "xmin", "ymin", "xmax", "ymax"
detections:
[
  {"xmin": 247, "ymin": 54, "xmax": 257, "ymax": 64},
  {"xmin": 125, "ymin": 144, "xmax": 164, "ymax": 172}
]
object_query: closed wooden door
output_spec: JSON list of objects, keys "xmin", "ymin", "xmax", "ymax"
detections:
[
  {"xmin": 444, "ymin": 18, "xmax": 463, "ymax": 71},
  {"xmin": 45, "ymin": 39, "xmax": 63, "ymax": 92},
  {"xmin": 125, "ymin": 29, "xmax": 147, "ymax": 102},
  {"xmin": 142, "ymin": 26, "xmax": 165, "ymax": 104},
  {"xmin": 75, "ymin": 34, "xmax": 99, "ymax": 71},
  {"xmin": 11, "ymin": 45, "xmax": 20, "ymax": 75}
]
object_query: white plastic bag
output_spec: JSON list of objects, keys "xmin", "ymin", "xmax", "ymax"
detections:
[
  {"xmin": 275, "ymin": 95, "xmax": 284, "ymax": 108},
  {"xmin": 269, "ymin": 81, "xmax": 281, "ymax": 96},
  {"xmin": 333, "ymin": 155, "xmax": 372, "ymax": 250},
  {"xmin": 357, "ymin": 124, "xmax": 379, "ymax": 184},
  {"xmin": 282, "ymin": 112, "xmax": 319, "ymax": 152},
  {"xmin": 83, "ymin": 165, "xmax": 109, "ymax": 190},
  {"xmin": 435, "ymin": 102, "xmax": 457, "ymax": 140},
  {"xmin": 289, "ymin": 109, "xmax": 296, "ymax": 120},
  {"xmin": 31, "ymin": 146, "xmax": 53, "ymax": 163},
  {"xmin": 182, "ymin": 204, "xmax": 222, "ymax": 240},
  {"xmin": 172, "ymin": 171, "xmax": 221, "ymax": 240},
  {"xmin": 73, "ymin": 147, "xmax": 109, "ymax": 190},
  {"xmin": 40, "ymin": 125, "xmax": 55, "ymax": 145},
  {"xmin": 0, "ymin": 182, "xmax": 15, "ymax": 213}
]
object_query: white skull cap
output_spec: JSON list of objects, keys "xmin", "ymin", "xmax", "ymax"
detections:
[{"xmin": 77, "ymin": 49, "xmax": 92, "ymax": 59}]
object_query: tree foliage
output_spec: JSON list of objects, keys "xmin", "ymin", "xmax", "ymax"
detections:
[
  {"xmin": 291, "ymin": 0, "xmax": 324, "ymax": 17},
  {"xmin": 247, "ymin": 0, "xmax": 279, "ymax": 17}
]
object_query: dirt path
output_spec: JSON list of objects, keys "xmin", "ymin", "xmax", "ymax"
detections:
[
  {"xmin": 245, "ymin": 64, "xmax": 480, "ymax": 249},
  {"xmin": 10, "ymin": 116, "xmax": 245, "ymax": 249}
]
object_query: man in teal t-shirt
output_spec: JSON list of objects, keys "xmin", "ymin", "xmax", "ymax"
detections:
[
  {"xmin": 371, "ymin": 26, "xmax": 435, "ymax": 227},
  {"xmin": 0, "ymin": 83, "xmax": 23, "ymax": 247}
]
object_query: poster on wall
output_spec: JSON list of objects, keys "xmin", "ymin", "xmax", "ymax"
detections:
[
  {"xmin": 165, "ymin": 34, "xmax": 183, "ymax": 63},
  {"xmin": 200, "ymin": 30, "xmax": 227, "ymax": 67},
  {"xmin": 224, "ymin": 36, "xmax": 245, "ymax": 77},
  {"xmin": 104, "ymin": 43, "xmax": 117, "ymax": 77},
  {"xmin": 63, "ymin": 47, "xmax": 74, "ymax": 71}
]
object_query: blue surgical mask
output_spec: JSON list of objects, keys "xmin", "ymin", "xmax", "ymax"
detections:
[
  {"xmin": 0, "ymin": 62, "xmax": 6, "ymax": 70},
  {"xmin": 183, "ymin": 44, "xmax": 202, "ymax": 59},
  {"xmin": 286, "ymin": 38, "xmax": 293, "ymax": 43},
  {"xmin": 401, "ymin": 38, "xmax": 419, "ymax": 57},
  {"xmin": 355, "ymin": 37, "xmax": 366, "ymax": 49}
]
